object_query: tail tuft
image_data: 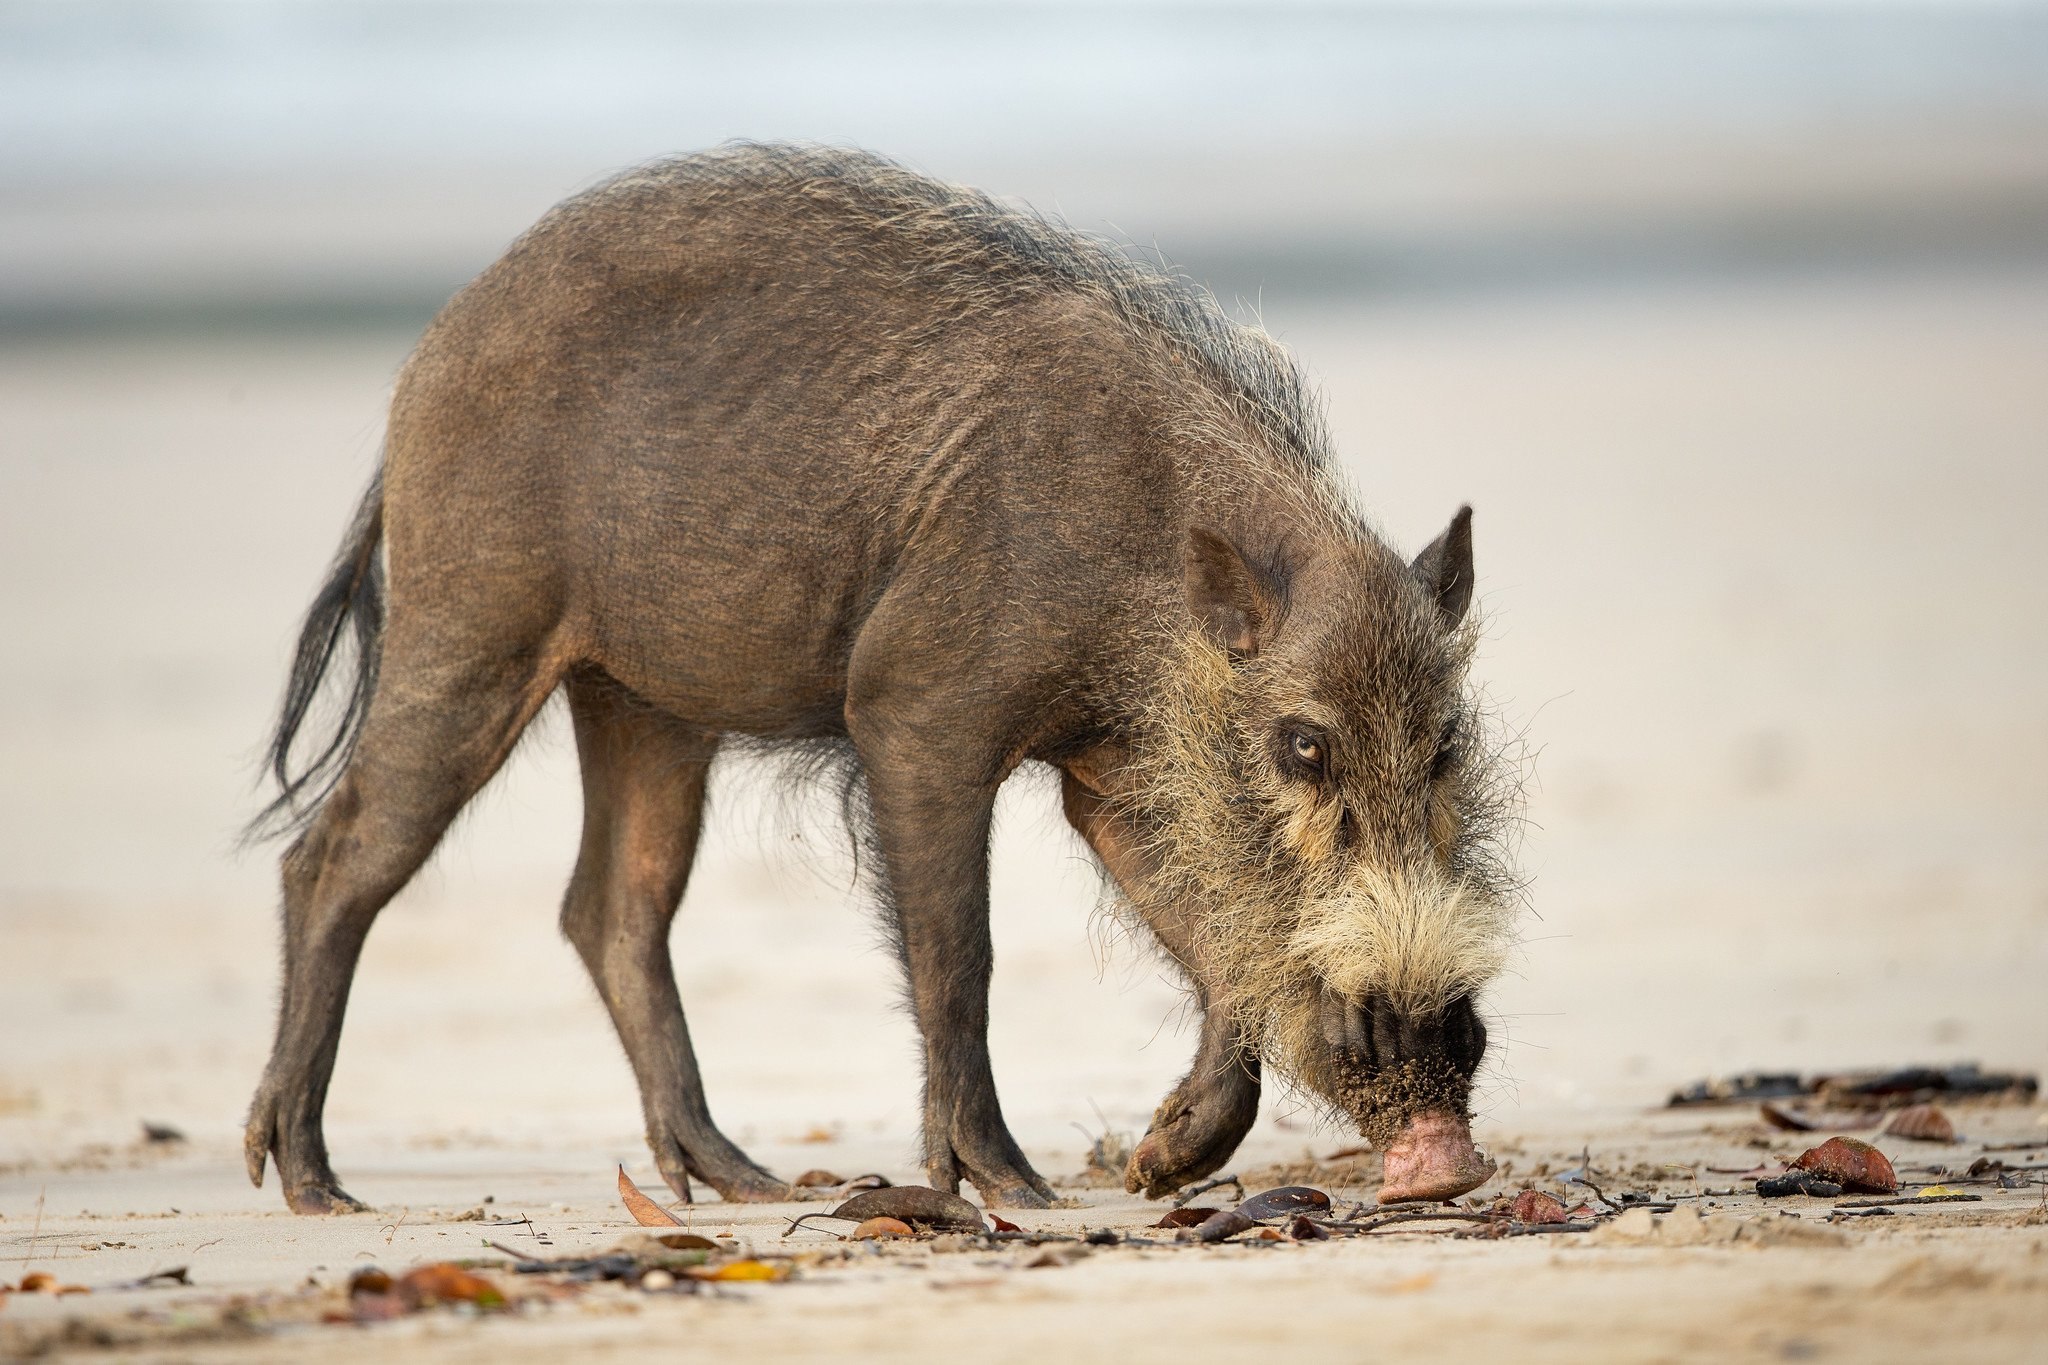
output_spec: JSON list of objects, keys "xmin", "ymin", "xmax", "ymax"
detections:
[{"xmin": 244, "ymin": 472, "xmax": 386, "ymax": 842}]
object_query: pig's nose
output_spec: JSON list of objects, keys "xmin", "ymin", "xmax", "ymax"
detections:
[
  {"xmin": 1319, "ymin": 994, "xmax": 1408, "ymax": 1066},
  {"xmin": 1322, "ymin": 994, "xmax": 1487, "ymax": 1072}
]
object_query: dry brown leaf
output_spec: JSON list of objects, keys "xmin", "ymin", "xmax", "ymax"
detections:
[
  {"xmin": 832, "ymin": 1185, "xmax": 986, "ymax": 1232},
  {"xmin": 1195, "ymin": 1210, "xmax": 1256, "ymax": 1243},
  {"xmin": 398, "ymin": 1263, "xmax": 503, "ymax": 1307},
  {"xmin": 617, "ymin": 1165, "xmax": 682, "ymax": 1227},
  {"xmin": 792, "ymin": 1169, "xmax": 843, "ymax": 1188},
  {"xmin": 1507, "ymin": 1189, "xmax": 1569, "ymax": 1225},
  {"xmin": 1792, "ymin": 1137, "xmax": 1898, "ymax": 1193},
  {"xmin": 1883, "ymin": 1104, "xmax": 1956, "ymax": 1143},
  {"xmin": 689, "ymin": 1259, "xmax": 789, "ymax": 1282},
  {"xmin": 850, "ymin": 1217, "xmax": 915, "ymax": 1240},
  {"xmin": 1237, "ymin": 1186, "xmax": 1332, "ymax": 1221},
  {"xmin": 1153, "ymin": 1206, "xmax": 1220, "ymax": 1228}
]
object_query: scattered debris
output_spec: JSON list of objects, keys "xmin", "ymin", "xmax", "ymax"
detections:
[
  {"xmin": 1069, "ymin": 1112, "xmax": 1135, "ymax": 1188},
  {"xmin": 1670, "ymin": 1064, "xmax": 2037, "ymax": 1110},
  {"xmin": 1668, "ymin": 1072, "xmax": 1806, "ymax": 1106},
  {"xmin": 1821, "ymin": 1065, "xmax": 2036, "ymax": 1103},
  {"xmin": 341, "ymin": 1262, "xmax": 506, "ymax": 1320},
  {"xmin": 1757, "ymin": 1170, "xmax": 1843, "ymax": 1198}
]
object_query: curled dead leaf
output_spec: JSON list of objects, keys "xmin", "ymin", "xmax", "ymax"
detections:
[
  {"xmin": 1288, "ymin": 1215, "xmax": 1331, "ymax": 1241},
  {"xmin": 650, "ymin": 1232, "xmax": 719, "ymax": 1251},
  {"xmin": 689, "ymin": 1259, "xmax": 789, "ymax": 1282},
  {"xmin": 1153, "ymin": 1206, "xmax": 1220, "ymax": 1229},
  {"xmin": 617, "ymin": 1165, "xmax": 682, "ymax": 1227},
  {"xmin": 832, "ymin": 1186, "xmax": 986, "ymax": 1233},
  {"xmin": 988, "ymin": 1214, "xmax": 1022, "ymax": 1234},
  {"xmin": 850, "ymin": 1217, "xmax": 915, "ymax": 1240},
  {"xmin": 793, "ymin": 1169, "xmax": 843, "ymax": 1188},
  {"xmin": 1883, "ymin": 1104, "xmax": 1956, "ymax": 1143},
  {"xmin": 398, "ymin": 1263, "xmax": 504, "ymax": 1308},
  {"xmin": 1236, "ymin": 1186, "xmax": 1332, "ymax": 1222},
  {"xmin": 1507, "ymin": 1189, "xmax": 1569, "ymax": 1225},
  {"xmin": 347, "ymin": 1268, "xmax": 394, "ymax": 1297},
  {"xmin": 17, "ymin": 1274, "xmax": 56, "ymax": 1294},
  {"xmin": 1792, "ymin": 1137, "xmax": 1898, "ymax": 1193}
]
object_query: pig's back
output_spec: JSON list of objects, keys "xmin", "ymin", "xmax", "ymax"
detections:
[{"xmin": 378, "ymin": 145, "xmax": 1327, "ymax": 736}]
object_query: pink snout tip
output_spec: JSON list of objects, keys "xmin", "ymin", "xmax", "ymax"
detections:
[{"xmin": 1375, "ymin": 1109, "xmax": 1497, "ymax": 1204}]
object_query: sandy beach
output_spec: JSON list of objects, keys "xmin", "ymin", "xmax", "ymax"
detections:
[{"xmin": 4, "ymin": 249, "xmax": 2046, "ymax": 1358}]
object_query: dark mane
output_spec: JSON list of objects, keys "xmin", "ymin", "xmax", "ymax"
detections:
[{"xmin": 592, "ymin": 142, "xmax": 1334, "ymax": 472}]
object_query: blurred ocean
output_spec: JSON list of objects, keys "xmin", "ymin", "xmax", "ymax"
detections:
[{"xmin": 4, "ymin": 1, "xmax": 2046, "ymax": 325}]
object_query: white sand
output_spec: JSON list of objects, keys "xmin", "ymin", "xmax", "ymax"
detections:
[{"xmin": 3, "ymin": 262, "xmax": 2046, "ymax": 1359}]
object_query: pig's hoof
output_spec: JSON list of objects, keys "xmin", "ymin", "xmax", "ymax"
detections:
[
  {"xmin": 286, "ymin": 1182, "xmax": 371, "ymax": 1215},
  {"xmin": 952, "ymin": 1154, "xmax": 1055, "ymax": 1208},
  {"xmin": 1375, "ymin": 1109, "xmax": 1497, "ymax": 1204},
  {"xmin": 1125, "ymin": 1129, "xmax": 1197, "ymax": 1200},
  {"xmin": 1123, "ymin": 1104, "xmax": 1247, "ymax": 1200},
  {"xmin": 971, "ymin": 1177, "xmax": 1053, "ymax": 1210}
]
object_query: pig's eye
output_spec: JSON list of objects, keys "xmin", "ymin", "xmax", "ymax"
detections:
[{"xmin": 1289, "ymin": 731, "xmax": 1325, "ymax": 770}]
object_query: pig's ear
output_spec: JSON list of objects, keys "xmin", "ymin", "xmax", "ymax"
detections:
[
  {"xmin": 1411, "ymin": 505, "xmax": 1475, "ymax": 626},
  {"xmin": 1185, "ymin": 525, "xmax": 1281, "ymax": 656}
]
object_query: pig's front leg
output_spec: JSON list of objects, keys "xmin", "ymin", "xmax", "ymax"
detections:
[
  {"xmin": 1125, "ymin": 1002, "xmax": 1261, "ymax": 1198},
  {"xmin": 1059, "ymin": 764, "xmax": 1262, "ymax": 1199}
]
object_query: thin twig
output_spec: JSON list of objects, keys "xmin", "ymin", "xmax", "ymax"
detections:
[
  {"xmin": 380, "ymin": 1208, "xmax": 409, "ymax": 1246},
  {"xmin": 781, "ymin": 1212, "xmax": 857, "ymax": 1239},
  {"xmin": 1326, "ymin": 1210, "xmax": 1500, "ymax": 1234},
  {"xmin": 1170, "ymin": 1175, "xmax": 1243, "ymax": 1209},
  {"xmin": 1833, "ymin": 1194, "xmax": 1983, "ymax": 1209},
  {"xmin": 484, "ymin": 1240, "xmax": 550, "ymax": 1267},
  {"xmin": 22, "ymin": 1189, "xmax": 45, "ymax": 1274}
]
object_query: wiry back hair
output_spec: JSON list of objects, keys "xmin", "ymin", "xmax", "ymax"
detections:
[{"xmin": 581, "ymin": 142, "xmax": 1335, "ymax": 474}]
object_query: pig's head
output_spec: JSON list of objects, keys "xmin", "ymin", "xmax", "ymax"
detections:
[{"xmin": 1124, "ymin": 505, "xmax": 1521, "ymax": 1203}]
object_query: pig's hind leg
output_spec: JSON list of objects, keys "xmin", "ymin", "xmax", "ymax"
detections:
[
  {"xmin": 559, "ymin": 675, "xmax": 790, "ymax": 1204},
  {"xmin": 246, "ymin": 643, "xmax": 560, "ymax": 1214}
]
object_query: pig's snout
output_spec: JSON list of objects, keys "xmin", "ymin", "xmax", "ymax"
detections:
[{"xmin": 1375, "ymin": 1109, "xmax": 1496, "ymax": 1204}]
